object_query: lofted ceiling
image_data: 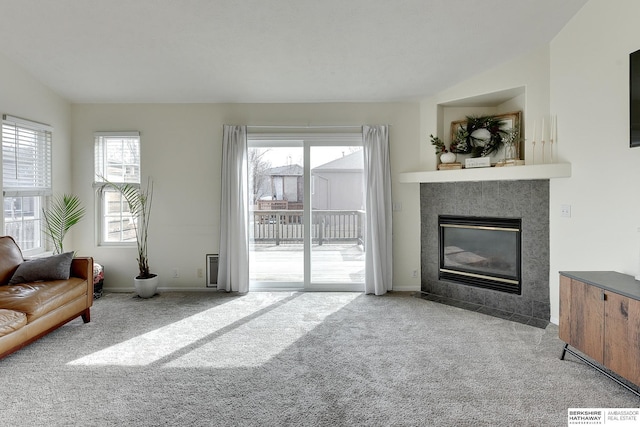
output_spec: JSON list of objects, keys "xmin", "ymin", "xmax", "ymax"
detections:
[{"xmin": 0, "ymin": 0, "xmax": 587, "ymax": 104}]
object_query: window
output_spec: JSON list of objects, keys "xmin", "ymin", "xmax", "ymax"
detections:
[
  {"xmin": 2, "ymin": 115, "xmax": 52, "ymax": 255},
  {"xmin": 94, "ymin": 131, "xmax": 140, "ymax": 245}
]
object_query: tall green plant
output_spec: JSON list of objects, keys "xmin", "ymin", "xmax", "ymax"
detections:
[
  {"xmin": 42, "ymin": 193, "xmax": 86, "ymax": 254},
  {"xmin": 104, "ymin": 177, "xmax": 154, "ymax": 279}
]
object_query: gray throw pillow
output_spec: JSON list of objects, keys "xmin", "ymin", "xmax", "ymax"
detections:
[{"xmin": 9, "ymin": 252, "xmax": 74, "ymax": 284}]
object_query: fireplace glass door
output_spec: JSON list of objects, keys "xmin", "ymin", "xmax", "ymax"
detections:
[{"xmin": 439, "ymin": 215, "xmax": 521, "ymax": 294}]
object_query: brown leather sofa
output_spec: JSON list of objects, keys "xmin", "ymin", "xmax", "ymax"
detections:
[{"xmin": 0, "ymin": 236, "xmax": 93, "ymax": 359}]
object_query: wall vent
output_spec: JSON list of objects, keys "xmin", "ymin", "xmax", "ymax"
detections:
[{"xmin": 206, "ymin": 254, "xmax": 219, "ymax": 287}]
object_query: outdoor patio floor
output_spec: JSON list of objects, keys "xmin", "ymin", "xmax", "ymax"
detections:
[{"xmin": 249, "ymin": 243, "xmax": 365, "ymax": 284}]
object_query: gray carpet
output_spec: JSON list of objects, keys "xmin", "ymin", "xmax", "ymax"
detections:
[{"xmin": 0, "ymin": 291, "xmax": 637, "ymax": 426}]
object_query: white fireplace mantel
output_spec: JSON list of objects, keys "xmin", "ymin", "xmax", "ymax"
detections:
[{"xmin": 398, "ymin": 162, "xmax": 571, "ymax": 183}]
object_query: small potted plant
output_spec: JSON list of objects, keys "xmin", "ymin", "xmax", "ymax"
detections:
[{"xmin": 430, "ymin": 134, "xmax": 456, "ymax": 163}]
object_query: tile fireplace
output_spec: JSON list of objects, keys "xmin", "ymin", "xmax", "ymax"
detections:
[{"xmin": 420, "ymin": 180, "xmax": 549, "ymax": 327}]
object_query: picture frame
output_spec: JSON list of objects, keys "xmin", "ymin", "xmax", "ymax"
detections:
[{"xmin": 450, "ymin": 110, "xmax": 522, "ymax": 162}]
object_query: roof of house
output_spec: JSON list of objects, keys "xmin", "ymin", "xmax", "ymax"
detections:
[
  {"xmin": 266, "ymin": 164, "xmax": 303, "ymax": 176},
  {"xmin": 313, "ymin": 151, "xmax": 364, "ymax": 172}
]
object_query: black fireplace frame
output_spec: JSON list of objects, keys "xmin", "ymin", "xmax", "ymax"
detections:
[{"xmin": 438, "ymin": 215, "xmax": 522, "ymax": 295}]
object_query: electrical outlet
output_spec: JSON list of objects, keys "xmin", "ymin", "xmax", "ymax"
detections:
[
  {"xmin": 172, "ymin": 268, "xmax": 179, "ymax": 278},
  {"xmin": 561, "ymin": 204, "xmax": 571, "ymax": 218},
  {"xmin": 197, "ymin": 268, "xmax": 203, "ymax": 278},
  {"xmin": 412, "ymin": 269, "xmax": 418, "ymax": 278}
]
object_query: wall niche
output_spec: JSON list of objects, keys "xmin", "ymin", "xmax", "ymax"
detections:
[{"xmin": 435, "ymin": 86, "xmax": 526, "ymax": 166}]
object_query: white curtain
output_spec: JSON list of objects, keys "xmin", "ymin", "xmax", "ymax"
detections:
[
  {"xmin": 218, "ymin": 125, "xmax": 250, "ymax": 293},
  {"xmin": 362, "ymin": 125, "xmax": 393, "ymax": 295}
]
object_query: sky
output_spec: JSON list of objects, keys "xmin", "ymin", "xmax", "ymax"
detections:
[{"xmin": 255, "ymin": 146, "xmax": 362, "ymax": 169}]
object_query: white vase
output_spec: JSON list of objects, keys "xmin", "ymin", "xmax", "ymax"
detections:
[
  {"xmin": 134, "ymin": 274, "xmax": 159, "ymax": 298},
  {"xmin": 440, "ymin": 152, "xmax": 456, "ymax": 164}
]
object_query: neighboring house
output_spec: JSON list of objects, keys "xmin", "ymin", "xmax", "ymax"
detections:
[
  {"xmin": 254, "ymin": 152, "xmax": 364, "ymax": 212},
  {"xmin": 258, "ymin": 164, "xmax": 303, "ymax": 206},
  {"xmin": 311, "ymin": 150, "xmax": 364, "ymax": 211}
]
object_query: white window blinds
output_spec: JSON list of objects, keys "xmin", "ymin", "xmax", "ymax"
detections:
[{"xmin": 2, "ymin": 115, "xmax": 53, "ymax": 197}]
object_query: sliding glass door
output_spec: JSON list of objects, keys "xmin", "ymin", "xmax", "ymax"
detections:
[
  {"xmin": 248, "ymin": 134, "xmax": 364, "ymax": 291},
  {"xmin": 248, "ymin": 142, "xmax": 304, "ymax": 286},
  {"xmin": 309, "ymin": 145, "xmax": 365, "ymax": 287}
]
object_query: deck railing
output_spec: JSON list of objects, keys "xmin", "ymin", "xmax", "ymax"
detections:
[{"xmin": 251, "ymin": 209, "xmax": 365, "ymax": 245}]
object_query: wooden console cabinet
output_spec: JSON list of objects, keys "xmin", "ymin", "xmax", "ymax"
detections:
[{"xmin": 559, "ymin": 271, "xmax": 640, "ymax": 396}]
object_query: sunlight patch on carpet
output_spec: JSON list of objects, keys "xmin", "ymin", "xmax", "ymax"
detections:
[{"xmin": 165, "ymin": 292, "xmax": 360, "ymax": 368}]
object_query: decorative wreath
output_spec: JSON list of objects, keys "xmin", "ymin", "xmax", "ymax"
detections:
[{"xmin": 451, "ymin": 115, "xmax": 509, "ymax": 158}]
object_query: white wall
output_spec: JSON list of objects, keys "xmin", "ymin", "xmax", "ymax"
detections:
[
  {"xmin": 420, "ymin": 45, "xmax": 550, "ymax": 169},
  {"xmin": 0, "ymin": 52, "xmax": 72, "ymax": 240},
  {"xmin": 71, "ymin": 103, "xmax": 422, "ymax": 292},
  {"xmin": 549, "ymin": 0, "xmax": 640, "ymax": 322}
]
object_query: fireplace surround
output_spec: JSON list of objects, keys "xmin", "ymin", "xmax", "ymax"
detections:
[{"xmin": 420, "ymin": 180, "xmax": 549, "ymax": 327}]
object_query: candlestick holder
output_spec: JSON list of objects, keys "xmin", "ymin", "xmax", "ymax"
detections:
[{"xmin": 531, "ymin": 139, "xmax": 536, "ymax": 165}]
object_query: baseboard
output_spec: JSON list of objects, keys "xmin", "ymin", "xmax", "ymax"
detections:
[
  {"xmin": 106, "ymin": 285, "xmax": 422, "ymax": 293},
  {"xmin": 391, "ymin": 285, "xmax": 421, "ymax": 292},
  {"xmin": 104, "ymin": 286, "xmax": 223, "ymax": 293}
]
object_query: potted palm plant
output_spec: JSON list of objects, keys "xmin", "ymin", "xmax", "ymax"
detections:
[
  {"xmin": 104, "ymin": 177, "xmax": 157, "ymax": 298},
  {"xmin": 42, "ymin": 193, "xmax": 86, "ymax": 255},
  {"xmin": 42, "ymin": 194, "xmax": 104, "ymax": 297}
]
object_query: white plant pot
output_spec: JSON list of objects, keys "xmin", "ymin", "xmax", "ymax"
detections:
[
  {"xmin": 440, "ymin": 152, "xmax": 456, "ymax": 164},
  {"xmin": 134, "ymin": 274, "xmax": 159, "ymax": 298}
]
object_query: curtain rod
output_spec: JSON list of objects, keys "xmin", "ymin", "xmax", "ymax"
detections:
[
  {"xmin": 247, "ymin": 125, "xmax": 360, "ymax": 129},
  {"xmin": 245, "ymin": 125, "xmax": 390, "ymax": 129}
]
